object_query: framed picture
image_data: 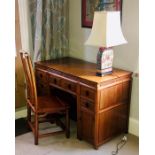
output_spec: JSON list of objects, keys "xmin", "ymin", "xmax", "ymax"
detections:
[{"xmin": 82, "ymin": 0, "xmax": 122, "ymax": 28}]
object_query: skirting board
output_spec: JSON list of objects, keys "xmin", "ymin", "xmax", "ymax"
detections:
[
  {"xmin": 15, "ymin": 107, "xmax": 27, "ymax": 120},
  {"xmin": 15, "ymin": 108, "xmax": 139, "ymax": 137},
  {"xmin": 128, "ymin": 117, "xmax": 139, "ymax": 137}
]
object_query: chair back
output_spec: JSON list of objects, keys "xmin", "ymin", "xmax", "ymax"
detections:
[{"xmin": 20, "ymin": 50, "xmax": 38, "ymax": 109}]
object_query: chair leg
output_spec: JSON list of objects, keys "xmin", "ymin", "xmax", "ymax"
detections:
[
  {"xmin": 65, "ymin": 109, "xmax": 70, "ymax": 138},
  {"xmin": 26, "ymin": 104, "xmax": 31, "ymax": 130},
  {"xmin": 34, "ymin": 113, "xmax": 39, "ymax": 145},
  {"xmin": 27, "ymin": 105, "xmax": 31, "ymax": 122}
]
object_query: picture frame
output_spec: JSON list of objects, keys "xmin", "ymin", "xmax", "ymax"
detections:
[{"xmin": 82, "ymin": 0, "xmax": 122, "ymax": 28}]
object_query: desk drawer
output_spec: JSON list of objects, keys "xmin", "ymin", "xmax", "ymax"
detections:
[
  {"xmin": 81, "ymin": 98, "xmax": 94, "ymax": 112},
  {"xmin": 61, "ymin": 79, "xmax": 77, "ymax": 93},
  {"xmin": 49, "ymin": 74, "xmax": 61, "ymax": 87},
  {"xmin": 36, "ymin": 69, "xmax": 47, "ymax": 83},
  {"xmin": 80, "ymin": 86, "xmax": 95, "ymax": 100},
  {"xmin": 35, "ymin": 69, "xmax": 49, "ymax": 95}
]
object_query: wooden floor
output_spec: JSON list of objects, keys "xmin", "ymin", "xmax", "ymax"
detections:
[{"xmin": 15, "ymin": 121, "xmax": 139, "ymax": 155}]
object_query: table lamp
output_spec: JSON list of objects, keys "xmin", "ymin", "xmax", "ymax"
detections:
[{"xmin": 85, "ymin": 11, "xmax": 127, "ymax": 76}]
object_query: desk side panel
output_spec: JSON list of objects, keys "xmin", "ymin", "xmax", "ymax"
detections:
[{"xmin": 97, "ymin": 76, "xmax": 132, "ymax": 146}]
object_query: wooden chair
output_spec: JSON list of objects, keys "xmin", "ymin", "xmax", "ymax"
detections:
[{"xmin": 20, "ymin": 51, "xmax": 70, "ymax": 145}]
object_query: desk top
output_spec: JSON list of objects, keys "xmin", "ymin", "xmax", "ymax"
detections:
[{"xmin": 35, "ymin": 57, "xmax": 132, "ymax": 84}]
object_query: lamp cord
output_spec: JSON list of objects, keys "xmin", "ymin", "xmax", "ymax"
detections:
[{"xmin": 111, "ymin": 135, "xmax": 127, "ymax": 155}]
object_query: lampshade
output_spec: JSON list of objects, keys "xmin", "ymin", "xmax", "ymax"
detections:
[{"xmin": 85, "ymin": 11, "xmax": 127, "ymax": 47}]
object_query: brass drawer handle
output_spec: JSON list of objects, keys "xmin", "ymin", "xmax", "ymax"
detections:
[
  {"xmin": 40, "ymin": 74, "xmax": 43, "ymax": 78},
  {"xmin": 85, "ymin": 90, "xmax": 89, "ymax": 96},
  {"xmin": 68, "ymin": 84, "xmax": 71, "ymax": 89},
  {"xmin": 54, "ymin": 78, "xmax": 57, "ymax": 84},
  {"xmin": 85, "ymin": 102, "xmax": 90, "ymax": 108}
]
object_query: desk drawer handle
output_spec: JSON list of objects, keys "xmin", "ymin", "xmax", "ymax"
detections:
[
  {"xmin": 39, "ymin": 74, "xmax": 43, "ymax": 78},
  {"xmin": 54, "ymin": 78, "xmax": 57, "ymax": 84},
  {"xmin": 85, "ymin": 90, "xmax": 89, "ymax": 96},
  {"xmin": 85, "ymin": 102, "xmax": 90, "ymax": 108},
  {"xmin": 68, "ymin": 84, "xmax": 71, "ymax": 89}
]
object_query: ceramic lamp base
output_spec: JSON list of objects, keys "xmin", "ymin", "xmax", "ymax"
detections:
[
  {"xmin": 96, "ymin": 67, "xmax": 113, "ymax": 76},
  {"xmin": 96, "ymin": 47, "xmax": 114, "ymax": 76}
]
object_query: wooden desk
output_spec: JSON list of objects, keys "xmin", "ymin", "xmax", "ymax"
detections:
[{"xmin": 35, "ymin": 57, "xmax": 132, "ymax": 149}]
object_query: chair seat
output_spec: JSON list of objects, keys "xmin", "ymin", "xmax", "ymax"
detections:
[{"xmin": 36, "ymin": 95, "xmax": 69, "ymax": 113}]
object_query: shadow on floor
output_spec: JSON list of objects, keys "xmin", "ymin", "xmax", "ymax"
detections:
[{"xmin": 15, "ymin": 118, "xmax": 31, "ymax": 137}]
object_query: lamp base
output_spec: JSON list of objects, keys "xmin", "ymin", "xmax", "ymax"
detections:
[
  {"xmin": 96, "ymin": 67, "xmax": 113, "ymax": 76},
  {"xmin": 96, "ymin": 47, "xmax": 113, "ymax": 77},
  {"xmin": 96, "ymin": 72, "xmax": 112, "ymax": 76}
]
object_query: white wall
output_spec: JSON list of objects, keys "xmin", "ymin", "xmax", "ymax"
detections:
[
  {"xmin": 69, "ymin": 0, "xmax": 139, "ymax": 136},
  {"xmin": 113, "ymin": 0, "xmax": 139, "ymax": 72},
  {"xmin": 69, "ymin": 0, "xmax": 98, "ymax": 62}
]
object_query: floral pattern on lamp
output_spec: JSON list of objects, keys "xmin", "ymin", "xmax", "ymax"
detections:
[{"xmin": 96, "ymin": 47, "xmax": 113, "ymax": 76}]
